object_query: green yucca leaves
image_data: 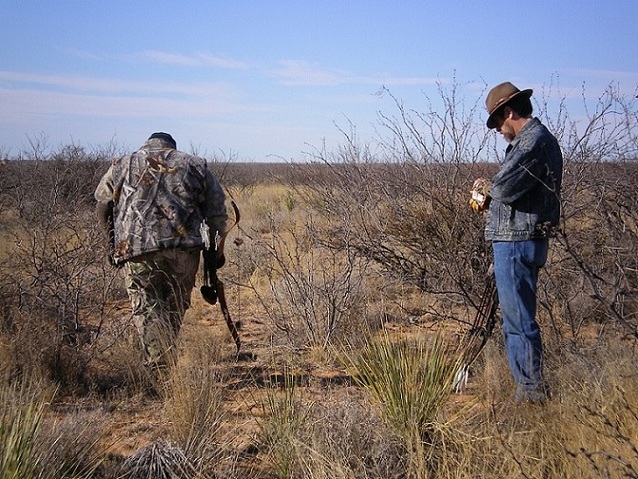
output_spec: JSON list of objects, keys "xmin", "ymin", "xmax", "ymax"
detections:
[
  {"xmin": 0, "ymin": 381, "xmax": 46, "ymax": 479},
  {"xmin": 0, "ymin": 379, "xmax": 103, "ymax": 479},
  {"xmin": 342, "ymin": 332, "xmax": 458, "ymax": 441}
]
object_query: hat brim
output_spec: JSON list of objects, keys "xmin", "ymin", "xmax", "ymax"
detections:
[{"xmin": 486, "ymin": 88, "xmax": 533, "ymax": 129}]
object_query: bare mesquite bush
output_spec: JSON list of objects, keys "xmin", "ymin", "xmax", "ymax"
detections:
[
  {"xmin": 0, "ymin": 140, "xmax": 127, "ymax": 390},
  {"xmin": 297, "ymin": 82, "xmax": 497, "ymax": 329},
  {"xmin": 536, "ymin": 84, "xmax": 638, "ymax": 344},
  {"xmin": 241, "ymin": 200, "xmax": 371, "ymax": 351},
  {"xmin": 300, "ymin": 80, "xmax": 638, "ymax": 345}
]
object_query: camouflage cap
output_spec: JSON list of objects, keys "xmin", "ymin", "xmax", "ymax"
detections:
[{"xmin": 148, "ymin": 132, "xmax": 177, "ymax": 149}]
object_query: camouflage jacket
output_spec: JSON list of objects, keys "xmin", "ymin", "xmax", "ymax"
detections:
[{"xmin": 94, "ymin": 137, "xmax": 228, "ymax": 263}]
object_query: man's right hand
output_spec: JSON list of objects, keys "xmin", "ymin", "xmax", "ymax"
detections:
[
  {"xmin": 107, "ymin": 253, "xmax": 124, "ymax": 269},
  {"xmin": 204, "ymin": 249, "xmax": 226, "ymax": 270}
]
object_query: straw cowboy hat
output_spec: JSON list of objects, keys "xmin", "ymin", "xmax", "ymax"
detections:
[{"xmin": 485, "ymin": 82, "xmax": 533, "ymax": 129}]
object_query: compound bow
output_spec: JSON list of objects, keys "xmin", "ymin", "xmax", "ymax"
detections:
[
  {"xmin": 201, "ymin": 201, "xmax": 241, "ymax": 353},
  {"xmin": 454, "ymin": 266, "xmax": 499, "ymax": 393}
]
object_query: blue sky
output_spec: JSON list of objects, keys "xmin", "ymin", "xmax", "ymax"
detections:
[{"xmin": 1, "ymin": 1, "xmax": 637, "ymax": 161}]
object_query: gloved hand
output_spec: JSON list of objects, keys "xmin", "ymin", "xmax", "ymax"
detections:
[
  {"xmin": 204, "ymin": 249, "xmax": 226, "ymax": 270},
  {"xmin": 108, "ymin": 253, "xmax": 124, "ymax": 269},
  {"xmin": 469, "ymin": 178, "xmax": 491, "ymax": 213}
]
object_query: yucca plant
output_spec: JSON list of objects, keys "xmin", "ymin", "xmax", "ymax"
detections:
[
  {"xmin": 0, "ymin": 377, "xmax": 104, "ymax": 479},
  {"xmin": 119, "ymin": 440, "xmax": 201, "ymax": 479},
  {"xmin": 0, "ymin": 379, "xmax": 47, "ymax": 479},
  {"xmin": 340, "ymin": 331, "xmax": 460, "ymax": 478},
  {"xmin": 341, "ymin": 331, "xmax": 458, "ymax": 442}
]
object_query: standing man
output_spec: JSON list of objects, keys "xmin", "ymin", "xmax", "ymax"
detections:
[
  {"xmin": 470, "ymin": 82, "xmax": 563, "ymax": 403},
  {"xmin": 95, "ymin": 132, "xmax": 228, "ymax": 369}
]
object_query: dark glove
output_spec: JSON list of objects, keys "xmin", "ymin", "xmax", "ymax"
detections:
[
  {"xmin": 204, "ymin": 249, "xmax": 226, "ymax": 270},
  {"xmin": 200, "ymin": 250, "xmax": 222, "ymax": 305}
]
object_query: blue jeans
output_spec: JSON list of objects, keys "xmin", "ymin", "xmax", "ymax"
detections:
[{"xmin": 492, "ymin": 239, "xmax": 548, "ymax": 401}]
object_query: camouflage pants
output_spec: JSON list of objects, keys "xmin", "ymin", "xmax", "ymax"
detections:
[{"xmin": 125, "ymin": 249, "xmax": 200, "ymax": 368}]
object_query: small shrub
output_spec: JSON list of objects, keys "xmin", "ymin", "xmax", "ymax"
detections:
[
  {"xmin": 259, "ymin": 369, "xmax": 314, "ymax": 479},
  {"xmin": 119, "ymin": 440, "xmax": 200, "ymax": 479},
  {"xmin": 341, "ymin": 332, "xmax": 457, "ymax": 440},
  {"xmin": 0, "ymin": 379, "xmax": 47, "ymax": 479}
]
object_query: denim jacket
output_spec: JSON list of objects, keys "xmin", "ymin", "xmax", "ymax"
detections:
[{"xmin": 485, "ymin": 117, "xmax": 563, "ymax": 242}]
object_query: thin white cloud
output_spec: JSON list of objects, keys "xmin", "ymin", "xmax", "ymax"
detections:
[
  {"xmin": 0, "ymin": 70, "xmax": 242, "ymax": 98},
  {"xmin": 140, "ymin": 50, "xmax": 249, "ymax": 70},
  {"xmin": 571, "ymin": 69, "xmax": 638, "ymax": 97},
  {"xmin": 525, "ymin": 70, "xmax": 638, "ymax": 100},
  {"xmin": 64, "ymin": 48, "xmax": 101, "ymax": 61},
  {"xmin": 576, "ymin": 68, "xmax": 638, "ymax": 84},
  {"xmin": 0, "ymin": 86, "xmax": 263, "ymax": 121},
  {"xmin": 0, "ymin": 68, "xmax": 263, "ymax": 124},
  {"xmin": 273, "ymin": 60, "xmax": 352, "ymax": 86},
  {"xmin": 272, "ymin": 59, "xmax": 439, "ymax": 87},
  {"xmin": 61, "ymin": 48, "xmax": 249, "ymax": 70}
]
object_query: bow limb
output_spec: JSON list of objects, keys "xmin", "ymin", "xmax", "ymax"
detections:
[
  {"xmin": 201, "ymin": 200, "xmax": 242, "ymax": 352},
  {"xmin": 215, "ymin": 275, "xmax": 241, "ymax": 353},
  {"xmin": 454, "ymin": 268, "xmax": 499, "ymax": 393},
  {"xmin": 216, "ymin": 200, "xmax": 240, "ymax": 259},
  {"xmin": 462, "ymin": 276, "xmax": 498, "ymax": 368}
]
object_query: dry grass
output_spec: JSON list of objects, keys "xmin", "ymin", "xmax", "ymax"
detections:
[{"xmin": 163, "ymin": 332, "xmax": 227, "ymax": 461}]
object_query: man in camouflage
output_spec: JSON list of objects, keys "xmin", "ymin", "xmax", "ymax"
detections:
[{"xmin": 95, "ymin": 132, "xmax": 227, "ymax": 369}]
